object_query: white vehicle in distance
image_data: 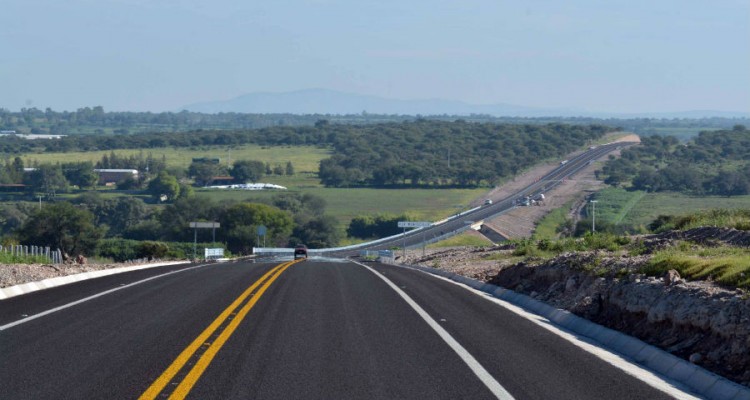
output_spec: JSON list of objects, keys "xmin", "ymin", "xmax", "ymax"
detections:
[{"xmin": 484, "ymin": 199, "xmax": 493, "ymax": 205}]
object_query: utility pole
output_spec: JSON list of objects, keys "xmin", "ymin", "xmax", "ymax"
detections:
[
  {"xmin": 590, "ymin": 200, "xmax": 598, "ymax": 233},
  {"xmin": 38, "ymin": 195, "xmax": 42, "ymax": 210}
]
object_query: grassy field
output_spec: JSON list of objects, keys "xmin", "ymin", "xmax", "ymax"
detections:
[
  {"xmin": 643, "ymin": 245, "xmax": 750, "ymax": 289},
  {"xmin": 532, "ymin": 200, "xmax": 574, "ymax": 240},
  {"xmin": 196, "ymin": 186, "xmax": 487, "ymax": 229},
  {"xmin": 590, "ymin": 188, "xmax": 750, "ymax": 230},
  {"xmin": 20, "ymin": 144, "xmax": 331, "ymax": 173},
  {"xmin": 532, "ymin": 187, "xmax": 750, "ymax": 238},
  {"xmin": 14, "ymin": 144, "xmax": 494, "ymax": 236},
  {"xmin": 428, "ymin": 232, "xmax": 493, "ymax": 248}
]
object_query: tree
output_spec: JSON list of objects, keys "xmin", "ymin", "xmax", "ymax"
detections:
[
  {"xmin": 0, "ymin": 203, "xmax": 34, "ymax": 236},
  {"xmin": 285, "ymin": 161, "xmax": 295, "ymax": 176},
  {"xmin": 25, "ymin": 164, "xmax": 69, "ymax": 197},
  {"xmin": 230, "ymin": 160, "xmax": 265, "ymax": 183},
  {"xmin": 290, "ymin": 215, "xmax": 340, "ymax": 248},
  {"xmin": 62, "ymin": 161, "xmax": 98, "ymax": 189},
  {"xmin": 147, "ymin": 171, "xmax": 180, "ymax": 202},
  {"xmin": 104, "ymin": 197, "xmax": 150, "ymax": 236},
  {"xmin": 17, "ymin": 202, "xmax": 103, "ymax": 258},
  {"xmin": 188, "ymin": 161, "xmax": 223, "ymax": 186},
  {"xmin": 218, "ymin": 203, "xmax": 293, "ymax": 254},
  {"xmin": 158, "ymin": 196, "xmax": 220, "ymax": 241}
]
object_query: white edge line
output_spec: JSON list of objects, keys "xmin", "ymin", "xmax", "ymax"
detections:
[
  {"xmin": 351, "ymin": 260, "xmax": 515, "ymax": 400},
  {"xmin": 411, "ymin": 268, "xmax": 701, "ymax": 400},
  {"xmin": 0, "ymin": 263, "xmax": 208, "ymax": 331}
]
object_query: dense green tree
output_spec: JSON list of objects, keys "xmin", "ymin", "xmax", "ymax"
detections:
[
  {"xmin": 188, "ymin": 161, "xmax": 224, "ymax": 186},
  {"xmin": 230, "ymin": 160, "xmax": 265, "ymax": 183},
  {"xmin": 218, "ymin": 203, "xmax": 293, "ymax": 254},
  {"xmin": 62, "ymin": 161, "xmax": 98, "ymax": 189},
  {"xmin": 148, "ymin": 171, "xmax": 180, "ymax": 202},
  {"xmin": 25, "ymin": 164, "xmax": 69, "ymax": 197},
  {"xmin": 158, "ymin": 196, "xmax": 221, "ymax": 242},
  {"xmin": 0, "ymin": 203, "xmax": 34, "ymax": 236},
  {"xmin": 347, "ymin": 213, "xmax": 411, "ymax": 239},
  {"xmin": 290, "ymin": 215, "xmax": 340, "ymax": 248},
  {"xmin": 17, "ymin": 202, "xmax": 103, "ymax": 258},
  {"xmin": 600, "ymin": 129, "xmax": 750, "ymax": 196}
]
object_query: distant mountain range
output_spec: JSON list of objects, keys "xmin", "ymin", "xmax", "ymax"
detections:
[{"xmin": 181, "ymin": 89, "xmax": 749, "ymax": 119}]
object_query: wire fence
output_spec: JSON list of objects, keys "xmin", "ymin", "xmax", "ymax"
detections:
[{"xmin": 0, "ymin": 245, "xmax": 63, "ymax": 264}]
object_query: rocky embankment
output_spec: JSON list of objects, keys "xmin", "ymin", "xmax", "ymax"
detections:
[{"xmin": 402, "ymin": 228, "xmax": 750, "ymax": 387}]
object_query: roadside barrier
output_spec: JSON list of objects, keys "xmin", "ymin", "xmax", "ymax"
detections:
[{"xmin": 0, "ymin": 244, "xmax": 63, "ymax": 264}]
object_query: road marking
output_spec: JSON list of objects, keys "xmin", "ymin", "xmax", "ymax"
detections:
[
  {"xmin": 0, "ymin": 263, "xmax": 208, "ymax": 331},
  {"xmin": 352, "ymin": 261, "xmax": 515, "ymax": 400},
  {"xmin": 419, "ymin": 269, "xmax": 700, "ymax": 400},
  {"xmin": 139, "ymin": 259, "xmax": 300, "ymax": 400}
]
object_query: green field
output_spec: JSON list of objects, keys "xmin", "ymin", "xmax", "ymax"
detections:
[
  {"xmin": 428, "ymin": 232, "xmax": 493, "ymax": 248},
  {"xmin": 196, "ymin": 186, "xmax": 487, "ymax": 229},
  {"xmin": 591, "ymin": 188, "xmax": 750, "ymax": 229},
  {"xmin": 20, "ymin": 144, "xmax": 331, "ymax": 174},
  {"xmin": 14, "ymin": 144, "xmax": 492, "ymax": 234},
  {"xmin": 533, "ymin": 188, "xmax": 750, "ymax": 237},
  {"xmin": 532, "ymin": 200, "xmax": 574, "ymax": 240}
]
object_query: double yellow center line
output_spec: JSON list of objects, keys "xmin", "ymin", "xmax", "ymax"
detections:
[{"xmin": 139, "ymin": 259, "xmax": 302, "ymax": 400}]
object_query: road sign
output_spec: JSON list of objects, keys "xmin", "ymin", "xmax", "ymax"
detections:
[
  {"xmin": 189, "ymin": 222, "xmax": 220, "ymax": 228},
  {"xmin": 257, "ymin": 225, "xmax": 267, "ymax": 236},
  {"xmin": 204, "ymin": 248, "xmax": 224, "ymax": 258},
  {"xmin": 397, "ymin": 221, "xmax": 431, "ymax": 228}
]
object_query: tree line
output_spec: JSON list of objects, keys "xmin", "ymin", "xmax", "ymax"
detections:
[
  {"xmin": 318, "ymin": 121, "xmax": 613, "ymax": 187},
  {"xmin": 0, "ymin": 192, "xmax": 340, "ymax": 260},
  {"xmin": 598, "ymin": 125, "xmax": 750, "ymax": 196},
  {"xmin": 2, "ymin": 106, "xmax": 746, "ymax": 137},
  {"xmin": 2, "ymin": 120, "xmax": 615, "ymax": 188},
  {"xmin": 0, "ymin": 153, "xmax": 295, "ymax": 199}
]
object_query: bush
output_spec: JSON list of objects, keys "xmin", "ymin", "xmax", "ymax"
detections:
[
  {"xmin": 96, "ymin": 239, "xmax": 226, "ymax": 261},
  {"xmin": 137, "ymin": 241, "xmax": 170, "ymax": 260}
]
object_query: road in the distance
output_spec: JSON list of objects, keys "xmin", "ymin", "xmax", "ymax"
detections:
[
  {"xmin": 0, "ymin": 258, "xmax": 681, "ymax": 399},
  {"xmin": 326, "ymin": 141, "xmax": 636, "ymax": 256}
]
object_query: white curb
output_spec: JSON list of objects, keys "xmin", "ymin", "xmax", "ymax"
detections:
[
  {"xmin": 0, "ymin": 261, "xmax": 191, "ymax": 301},
  {"xmin": 399, "ymin": 262, "xmax": 750, "ymax": 400}
]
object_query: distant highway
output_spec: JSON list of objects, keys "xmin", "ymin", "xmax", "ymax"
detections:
[
  {"xmin": 0, "ymin": 258, "xmax": 682, "ymax": 399},
  {"xmin": 325, "ymin": 141, "xmax": 636, "ymax": 256}
]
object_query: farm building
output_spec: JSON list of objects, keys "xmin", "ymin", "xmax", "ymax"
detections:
[{"xmin": 93, "ymin": 169, "xmax": 138, "ymax": 185}]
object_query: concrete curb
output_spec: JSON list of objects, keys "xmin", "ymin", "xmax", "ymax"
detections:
[
  {"xmin": 0, "ymin": 261, "xmax": 191, "ymax": 301},
  {"xmin": 400, "ymin": 263, "xmax": 750, "ymax": 400}
]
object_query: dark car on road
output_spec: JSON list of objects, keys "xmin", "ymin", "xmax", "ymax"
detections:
[{"xmin": 294, "ymin": 245, "xmax": 308, "ymax": 259}]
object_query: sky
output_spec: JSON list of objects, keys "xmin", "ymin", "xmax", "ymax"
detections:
[{"xmin": 1, "ymin": 0, "xmax": 748, "ymax": 113}]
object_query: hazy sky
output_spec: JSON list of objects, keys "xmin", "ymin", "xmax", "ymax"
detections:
[{"xmin": 1, "ymin": 0, "xmax": 748, "ymax": 113}]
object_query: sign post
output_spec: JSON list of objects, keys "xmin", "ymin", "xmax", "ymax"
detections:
[
  {"xmin": 397, "ymin": 221, "xmax": 431, "ymax": 259},
  {"xmin": 257, "ymin": 225, "xmax": 267, "ymax": 248},
  {"xmin": 189, "ymin": 222, "xmax": 220, "ymax": 260}
]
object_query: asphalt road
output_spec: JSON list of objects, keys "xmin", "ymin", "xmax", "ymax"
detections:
[
  {"xmin": 0, "ymin": 258, "xmax": 682, "ymax": 399},
  {"xmin": 326, "ymin": 141, "xmax": 636, "ymax": 256}
]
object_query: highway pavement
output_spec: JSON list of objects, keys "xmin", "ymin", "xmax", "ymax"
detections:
[{"xmin": 0, "ymin": 258, "xmax": 684, "ymax": 399}]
